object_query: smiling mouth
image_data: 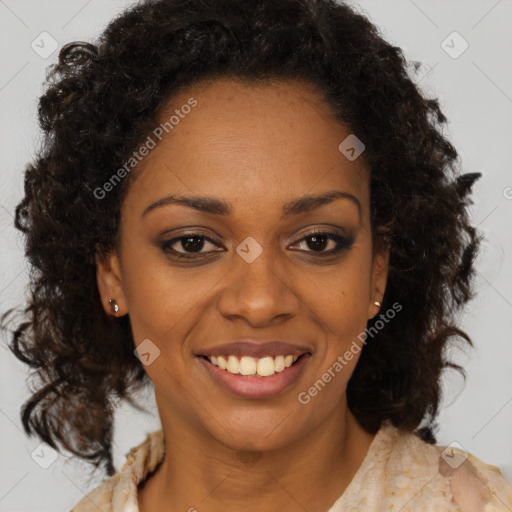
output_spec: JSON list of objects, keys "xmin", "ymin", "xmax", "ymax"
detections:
[{"xmin": 198, "ymin": 353, "xmax": 309, "ymax": 378}]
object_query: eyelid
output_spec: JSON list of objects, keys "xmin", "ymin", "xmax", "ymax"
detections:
[
  {"xmin": 159, "ymin": 226, "xmax": 354, "ymax": 260},
  {"xmin": 161, "ymin": 232, "xmax": 222, "ymax": 253},
  {"xmin": 159, "ymin": 225, "xmax": 350, "ymax": 245},
  {"xmin": 289, "ymin": 231, "xmax": 354, "ymax": 253},
  {"xmin": 158, "ymin": 228, "xmax": 222, "ymax": 244},
  {"xmin": 286, "ymin": 225, "xmax": 353, "ymax": 242}
]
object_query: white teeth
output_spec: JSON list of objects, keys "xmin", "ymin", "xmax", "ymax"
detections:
[
  {"xmin": 239, "ymin": 356, "xmax": 256, "ymax": 375},
  {"xmin": 226, "ymin": 355, "xmax": 239, "ymax": 373},
  {"xmin": 206, "ymin": 354, "xmax": 301, "ymax": 377},
  {"xmin": 274, "ymin": 355, "xmax": 285, "ymax": 372},
  {"xmin": 257, "ymin": 356, "xmax": 275, "ymax": 376}
]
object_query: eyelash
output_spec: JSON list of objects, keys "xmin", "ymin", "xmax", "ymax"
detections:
[{"xmin": 159, "ymin": 230, "xmax": 354, "ymax": 261}]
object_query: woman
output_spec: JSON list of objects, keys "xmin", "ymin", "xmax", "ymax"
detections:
[{"xmin": 2, "ymin": 0, "xmax": 511, "ymax": 510}]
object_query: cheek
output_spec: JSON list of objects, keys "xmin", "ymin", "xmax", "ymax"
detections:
[
  {"xmin": 297, "ymin": 257, "xmax": 372, "ymax": 410},
  {"xmin": 313, "ymin": 251, "xmax": 373, "ymax": 342},
  {"xmin": 117, "ymin": 233, "xmax": 185, "ymax": 342},
  {"xmin": 123, "ymin": 269, "xmax": 196, "ymax": 346},
  {"xmin": 120, "ymin": 242, "xmax": 222, "ymax": 362}
]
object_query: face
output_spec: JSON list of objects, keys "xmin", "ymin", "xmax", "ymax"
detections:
[{"xmin": 96, "ymin": 78, "xmax": 388, "ymax": 452}]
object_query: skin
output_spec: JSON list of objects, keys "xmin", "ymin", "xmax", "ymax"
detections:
[{"xmin": 96, "ymin": 77, "xmax": 389, "ymax": 512}]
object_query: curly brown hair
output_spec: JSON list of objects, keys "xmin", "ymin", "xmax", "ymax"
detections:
[{"xmin": 1, "ymin": 0, "xmax": 481, "ymax": 478}]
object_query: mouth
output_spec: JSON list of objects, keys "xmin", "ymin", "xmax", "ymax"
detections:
[
  {"xmin": 196, "ymin": 352, "xmax": 311, "ymax": 399},
  {"xmin": 198, "ymin": 353, "xmax": 309, "ymax": 377}
]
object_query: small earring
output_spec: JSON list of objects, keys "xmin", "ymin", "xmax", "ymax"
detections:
[
  {"xmin": 373, "ymin": 301, "xmax": 381, "ymax": 308},
  {"xmin": 109, "ymin": 299, "xmax": 119, "ymax": 314}
]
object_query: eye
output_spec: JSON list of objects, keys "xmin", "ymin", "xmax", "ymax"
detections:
[
  {"xmin": 159, "ymin": 229, "xmax": 354, "ymax": 262},
  {"xmin": 289, "ymin": 230, "xmax": 354, "ymax": 256},
  {"xmin": 160, "ymin": 233, "xmax": 223, "ymax": 260}
]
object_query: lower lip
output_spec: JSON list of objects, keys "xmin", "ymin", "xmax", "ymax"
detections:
[{"xmin": 197, "ymin": 354, "xmax": 311, "ymax": 399}]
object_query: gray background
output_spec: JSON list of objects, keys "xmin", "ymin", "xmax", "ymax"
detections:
[{"xmin": 1, "ymin": 1, "xmax": 511, "ymax": 510}]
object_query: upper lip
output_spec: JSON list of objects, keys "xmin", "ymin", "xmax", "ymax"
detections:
[{"xmin": 197, "ymin": 339, "xmax": 312, "ymax": 358}]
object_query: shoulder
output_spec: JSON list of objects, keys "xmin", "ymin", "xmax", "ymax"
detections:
[
  {"xmin": 332, "ymin": 421, "xmax": 512, "ymax": 511},
  {"xmin": 383, "ymin": 422, "xmax": 512, "ymax": 511},
  {"xmin": 69, "ymin": 429, "xmax": 165, "ymax": 512}
]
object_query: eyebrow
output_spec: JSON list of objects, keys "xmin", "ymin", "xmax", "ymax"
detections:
[{"xmin": 141, "ymin": 190, "xmax": 362, "ymax": 219}]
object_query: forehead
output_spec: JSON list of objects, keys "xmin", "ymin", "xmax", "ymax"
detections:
[{"xmin": 127, "ymin": 78, "xmax": 369, "ymax": 212}]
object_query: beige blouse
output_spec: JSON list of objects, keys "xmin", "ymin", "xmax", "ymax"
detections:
[{"xmin": 70, "ymin": 420, "xmax": 512, "ymax": 511}]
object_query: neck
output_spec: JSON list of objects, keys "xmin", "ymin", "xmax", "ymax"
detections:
[{"xmin": 138, "ymin": 398, "xmax": 376, "ymax": 512}]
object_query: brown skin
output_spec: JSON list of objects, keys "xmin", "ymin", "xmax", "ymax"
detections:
[{"xmin": 96, "ymin": 78, "xmax": 389, "ymax": 512}]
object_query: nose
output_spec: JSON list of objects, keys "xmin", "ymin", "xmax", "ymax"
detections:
[{"xmin": 217, "ymin": 242, "xmax": 301, "ymax": 327}]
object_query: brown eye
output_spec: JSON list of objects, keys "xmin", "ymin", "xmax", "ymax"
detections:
[
  {"xmin": 160, "ymin": 234, "xmax": 223, "ymax": 260},
  {"xmin": 305, "ymin": 233, "xmax": 331, "ymax": 251},
  {"xmin": 290, "ymin": 231, "xmax": 354, "ymax": 256},
  {"xmin": 179, "ymin": 235, "xmax": 206, "ymax": 253}
]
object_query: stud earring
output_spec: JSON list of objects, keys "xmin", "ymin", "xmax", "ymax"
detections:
[
  {"xmin": 373, "ymin": 301, "xmax": 381, "ymax": 308},
  {"xmin": 109, "ymin": 299, "xmax": 119, "ymax": 314}
]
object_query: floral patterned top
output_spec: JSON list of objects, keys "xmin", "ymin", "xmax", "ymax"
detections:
[{"xmin": 70, "ymin": 420, "xmax": 512, "ymax": 511}]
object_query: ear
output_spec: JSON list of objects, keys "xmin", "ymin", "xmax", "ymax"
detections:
[
  {"xmin": 368, "ymin": 238, "xmax": 390, "ymax": 320},
  {"xmin": 95, "ymin": 249, "xmax": 127, "ymax": 317}
]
